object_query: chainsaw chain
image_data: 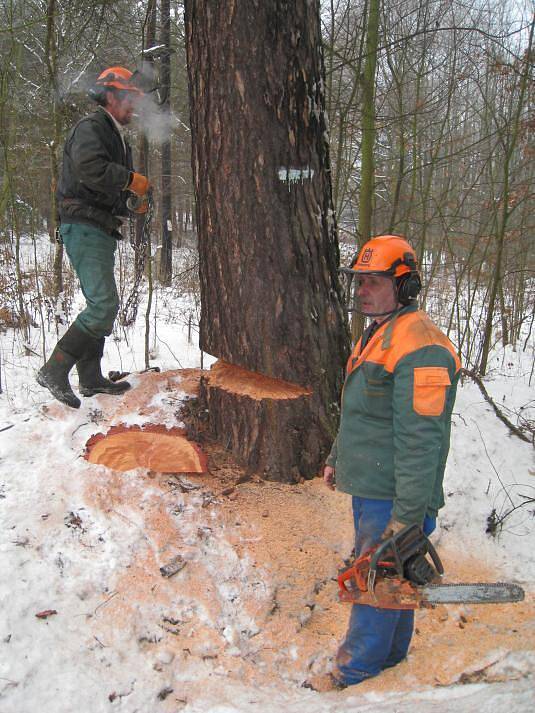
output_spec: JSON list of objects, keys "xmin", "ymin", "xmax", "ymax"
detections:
[
  {"xmin": 426, "ymin": 582, "xmax": 512, "ymax": 588},
  {"xmin": 424, "ymin": 581, "xmax": 524, "ymax": 603},
  {"xmin": 120, "ymin": 192, "xmax": 154, "ymax": 326}
]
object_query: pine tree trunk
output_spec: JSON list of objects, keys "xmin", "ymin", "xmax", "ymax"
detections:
[{"xmin": 184, "ymin": 0, "xmax": 349, "ymax": 482}]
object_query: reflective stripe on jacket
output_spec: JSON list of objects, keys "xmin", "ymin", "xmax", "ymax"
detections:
[{"xmin": 326, "ymin": 306, "xmax": 461, "ymax": 525}]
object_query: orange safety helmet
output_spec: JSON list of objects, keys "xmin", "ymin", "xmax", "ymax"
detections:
[
  {"xmin": 346, "ymin": 235, "xmax": 418, "ymax": 277},
  {"xmin": 95, "ymin": 66, "xmax": 143, "ymax": 95},
  {"xmin": 341, "ymin": 235, "xmax": 422, "ymax": 306}
]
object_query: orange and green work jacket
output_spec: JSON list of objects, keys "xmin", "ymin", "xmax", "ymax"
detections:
[{"xmin": 326, "ymin": 305, "xmax": 461, "ymax": 525}]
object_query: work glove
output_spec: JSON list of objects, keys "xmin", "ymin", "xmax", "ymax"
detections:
[
  {"xmin": 128, "ymin": 171, "xmax": 150, "ymax": 196},
  {"xmin": 380, "ymin": 518, "xmax": 407, "ymax": 541}
]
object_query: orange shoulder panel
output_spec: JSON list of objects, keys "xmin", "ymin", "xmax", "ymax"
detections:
[{"xmin": 383, "ymin": 311, "xmax": 461, "ymax": 373}]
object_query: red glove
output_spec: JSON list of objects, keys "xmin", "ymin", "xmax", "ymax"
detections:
[{"xmin": 128, "ymin": 172, "xmax": 150, "ymax": 196}]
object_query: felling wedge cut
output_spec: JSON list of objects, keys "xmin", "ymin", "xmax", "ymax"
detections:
[
  {"xmin": 206, "ymin": 360, "xmax": 312, "ymax": 400},
  {"xmin": 85, "ymin": 424, "xmax": 207, "ymax": 473}
]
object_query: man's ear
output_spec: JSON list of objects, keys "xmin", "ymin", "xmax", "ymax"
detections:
[{"xmin": 103, "ymin": 89, "xmax": 115, "ymax": 108}]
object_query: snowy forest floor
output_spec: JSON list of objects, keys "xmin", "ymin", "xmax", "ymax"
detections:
[{"xmin": 0, "ymin": 261, "xmax": 534, "ymax": 712}]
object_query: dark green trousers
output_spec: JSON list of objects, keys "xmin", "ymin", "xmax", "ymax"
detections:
[{"xmin": 60, "ymin": 223, "xmax": 120, "ymax": 339}]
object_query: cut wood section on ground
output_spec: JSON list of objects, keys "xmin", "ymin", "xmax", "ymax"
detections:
[
  {"xmin": 81, "ymin": 369, "xmax": 207, "ymax": 474},
  {"xmin": 85, "ymin": 425, "xmax": 207, "ymax": 474},
  {"xmin": 201, "ymin": 360, "xmax": 325, "ymax": 483}
]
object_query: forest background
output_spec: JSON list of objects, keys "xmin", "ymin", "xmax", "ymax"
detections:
[
  {"xmin": 0, "ymin": 2, "xmax": 534, "ymax": 711},
  {"xmin": 0, "ymin": 0, "xmax": 533, "ymax": 386}
]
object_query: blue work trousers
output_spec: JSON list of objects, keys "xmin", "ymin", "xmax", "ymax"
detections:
[{"xmin": 335, "ymin": 496, "xmax": 435, "ymax": 686}]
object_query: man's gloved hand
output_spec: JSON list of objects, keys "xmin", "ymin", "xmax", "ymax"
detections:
[
  {"xmin": 128, "ymin": 172, "xmax": 150, "ymax": 196},
  {"xmin": 132, "ymin": 197, "xmax": 149, "ymax": 214},
  {"xmin": 380, "ymin": 518, "xmax": 407, "ymax": 541},
  {"xmin": 126, "ymin": 193, "xmax": 149, "ymax": 215}
]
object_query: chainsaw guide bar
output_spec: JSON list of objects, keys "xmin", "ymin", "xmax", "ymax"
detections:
[{"xmin": 421, "ymin": 582, "xmax": 525, "ymax": 605}]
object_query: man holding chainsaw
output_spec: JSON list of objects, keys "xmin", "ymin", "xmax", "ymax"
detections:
[
  {"xmin": 323, "ymin": 234, "xmax": 461, "ymax": 688},
  {"xmin": 37, "ymin": 66, "xmax": 150, "ymax": 409}
]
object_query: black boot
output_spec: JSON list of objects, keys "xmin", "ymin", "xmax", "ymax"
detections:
[
  {"xmin": 76, "ymin": 337, "xmax": 131, "ymax": 397},
  {"xmin": 36, "ymin": 323, "xmax": 94, "ymax": 409}
]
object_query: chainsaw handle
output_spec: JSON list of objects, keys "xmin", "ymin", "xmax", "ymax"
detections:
[
  {"xmin": 337, "ymin": 566, "xmax": 354, "ymax": 593},
  {"xmin": 338, "ymin": 554, "xmax": 370, "ymax": 594},
  {"xmin": 425, "ymin": 537, "xmax": 444, "ymax": 575}
]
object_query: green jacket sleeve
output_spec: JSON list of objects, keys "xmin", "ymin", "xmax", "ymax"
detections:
[{"xmin": 391, "ymin": 345, "xmax": 457, "ymax": 525}]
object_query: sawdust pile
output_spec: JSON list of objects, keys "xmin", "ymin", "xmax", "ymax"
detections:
[{"xmin": 79, "ymin": 370, "xmax": 533, "ymax": 700}]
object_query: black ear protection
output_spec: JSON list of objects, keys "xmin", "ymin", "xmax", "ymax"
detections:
[
  {"xmin": 88, "ymin": 72, "xmax": 124, "ymax": 103},
  {"xmin": 396, "ymin": 251, "xmax": 422, "ymax": 305},
  {"xmin": 87, "ymin": 85, "xmax": 107, "ymax": 103}
]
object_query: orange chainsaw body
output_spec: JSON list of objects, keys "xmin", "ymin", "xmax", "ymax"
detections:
[
  {"xmin": 337, "ymin": 531, "xmax": 437, "ymax": 610},
  {"xmin": 338, "ymin": 568, "xmax": 424, "ymax": 609}
]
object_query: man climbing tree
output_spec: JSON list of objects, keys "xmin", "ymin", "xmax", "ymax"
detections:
[{"xmin": 184, "ymin": 1, "xmax": 349, "ymax": 481}]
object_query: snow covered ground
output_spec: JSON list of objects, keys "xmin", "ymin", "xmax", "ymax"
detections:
[{"xmin": 0, "ymin": 240, "xmax": 534, "ymax": 712}]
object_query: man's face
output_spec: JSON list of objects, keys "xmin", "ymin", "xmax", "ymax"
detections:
[
  {"xmin": 105, "ymin": 90, "xmax": 137, "ymax": 125},
  {"xmin": 356, "ymin": 273, "xmax": 399, "ymax": 318}
]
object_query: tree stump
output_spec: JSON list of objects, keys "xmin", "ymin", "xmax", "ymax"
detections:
[{"xmin": 201, "ymin": 361, "xmax": 325, "ymax": 482}]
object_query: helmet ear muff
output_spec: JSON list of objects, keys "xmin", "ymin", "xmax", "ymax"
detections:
[
  {"xmin": 88, "ymin": 86, "xmax": 107, "ymax": 103},
  {"xmin": 397, "ymin": 272, "xmax": 422, "ymax": 305}
]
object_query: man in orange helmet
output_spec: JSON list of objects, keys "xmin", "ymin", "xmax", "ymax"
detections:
[
  {"xmin": 37, "ymin": 67, "xmax": 150, "ymax": 408},
  {"xmin": 323, "ymin": 234, "xmax": 461, "ymax": 688}
]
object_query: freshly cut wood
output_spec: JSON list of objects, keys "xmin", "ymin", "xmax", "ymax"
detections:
[
  {"xmin": 207, "ymin": 361, "xmax": 312, "ymax": 400},
  {"xmin": 201, "ymin": 361, "xmax": 325, "ymax": 483},
  {"xmin": 85, "ymin": 425, "xmax": 207, "ymax": 474}
]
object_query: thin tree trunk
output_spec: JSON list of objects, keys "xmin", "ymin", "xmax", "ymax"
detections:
[
  {"xmin": 479, "ymin": 16, "xmax": 534, "ymax": 374},
  {"xmin": 158, "ymin": 0, "xmax": 172, "ymax": 285},
  {"xmin": 358, "ymin": 0, "xmax": 379, "ymax": 245},
  {"xmin": 45, "ymin": 0, "xmax": 64, "ymax": 306},
  {"xmin": 351, "ymin": 0, "xmax": 379, "ymax": 341}
]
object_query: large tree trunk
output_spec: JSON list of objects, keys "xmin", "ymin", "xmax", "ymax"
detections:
[
  {"xmin": 184, "ymin": 0, "xmax": 349, "ymax": 482},
  {"xmin": 185, "ymin": 0, "xmax": 348, "ymax": 482}
]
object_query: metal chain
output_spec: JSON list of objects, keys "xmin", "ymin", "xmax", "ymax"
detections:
[{"xmin": 120, "ymin": 191, "xmax": 154, "ymax": 326}]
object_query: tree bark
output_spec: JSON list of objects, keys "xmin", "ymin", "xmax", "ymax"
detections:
[{"xmin": 184, "ymin": 0, "xmax": 349, "ymax": 482}]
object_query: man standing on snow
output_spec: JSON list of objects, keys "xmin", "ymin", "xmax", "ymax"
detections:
[
  {"xmin": 37, "ymin": 66, "xmax": 150, "ymax": 409},
  {"xmin": 324, "ymin": 234, "xmax": 461, "ymax": 688}
]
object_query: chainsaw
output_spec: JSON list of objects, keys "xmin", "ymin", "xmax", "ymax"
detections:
[{"xmin": 338, "ymin": 524, "xmax": 525, "ymax": 609}]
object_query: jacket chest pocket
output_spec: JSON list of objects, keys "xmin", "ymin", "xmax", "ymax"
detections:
[{"xmin": 361, "ymin": 373, "xmax": 393, "ymax": 418}]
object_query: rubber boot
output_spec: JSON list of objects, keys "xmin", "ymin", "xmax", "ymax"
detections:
[
  {"xmin": 76, "ymin": 337, "xmax": 131, "ymax": 397},
  {"xmin": 36, "ymin": 323, "xmax": 93, "ymax": 409}
]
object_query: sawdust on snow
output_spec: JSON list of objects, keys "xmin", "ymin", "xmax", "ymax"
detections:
[{"xmin": 79, "ymin": 369, "xmax": 533, "ymax": 701}]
